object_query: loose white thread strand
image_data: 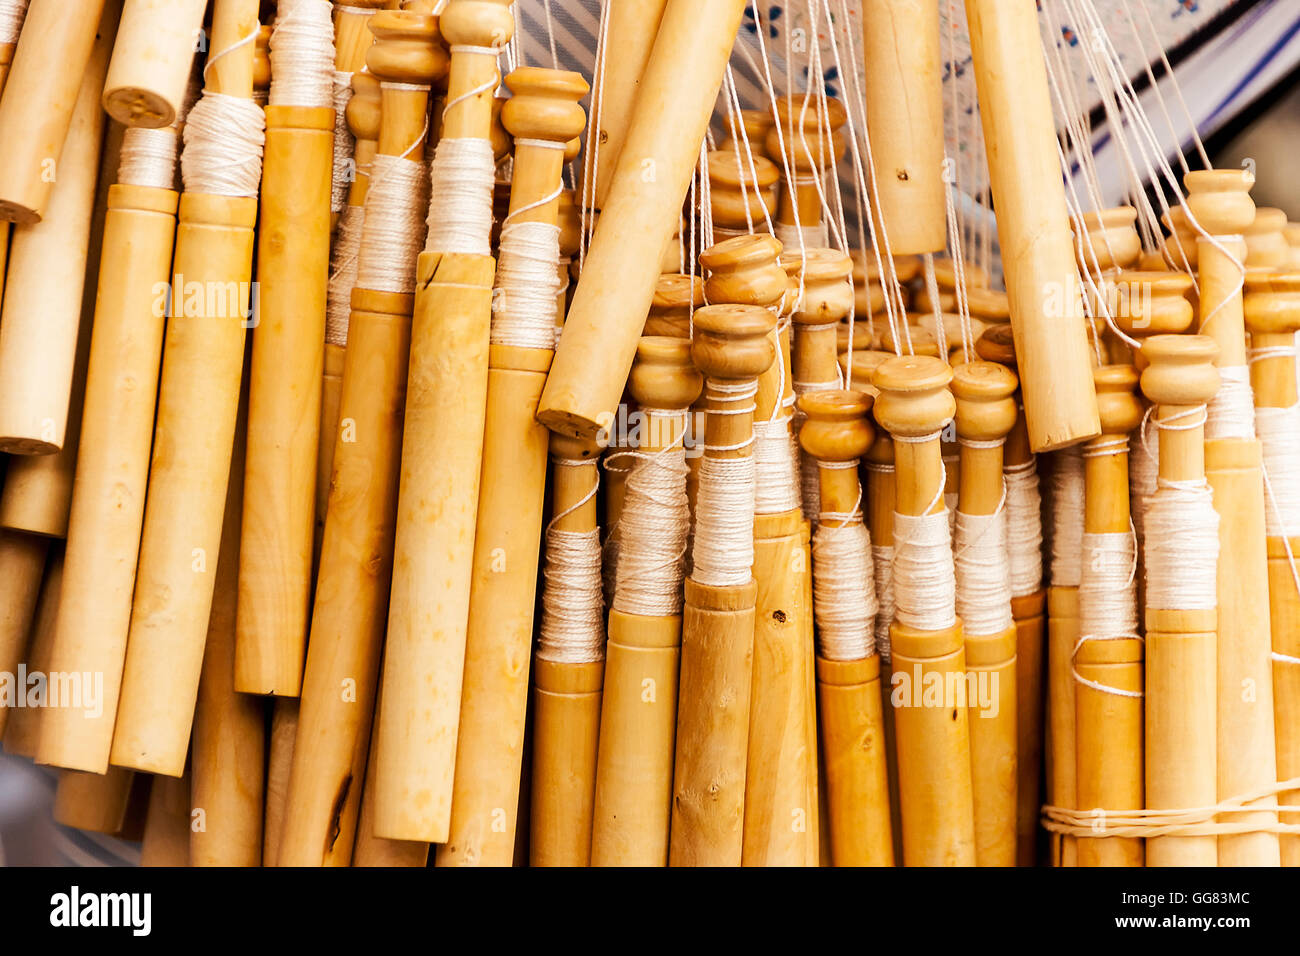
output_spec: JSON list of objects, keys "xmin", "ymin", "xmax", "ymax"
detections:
[
  {"xmin": 425, "ymin": 137, "xmax": 495, "ymax": 255},
  {"xmin": 893, "ymin": 509, "xmax": 957, "ymax": 631},
  {"xmin": 813, "ymin": 514, "xmax": 878, "ymax": 661},
  {"xmin": 612, "ymin": 421, "xmax": 691, "ymax": 617},
  {"xmin": 356, "ymin": 154, "xmax": 428, "ymax": 294},
  {"xmin": 954, "ymin": 508, "xmax": 1014, "ymax": 637},
  {"xmin": 326, "ymin": 203, "xmax": 365, "ymax": 345},
  {"xmin": 117, "ymin": 126, "xmax": 179, "ymax": 190},
  {"xmin": 538, "ymin": 525, "xmax": 605, "ymax": 664},
  {"xmin": 181, "ymin": 93, "xmax": 266, "ymax": 198},
  {"xmin": 692, "ymin": 454, "xmax": 757, "ymax": 589},
  {"xmin": 1005, "ymin": 458, "xmax": 1044, "ymax": 597},
  {"xmin": 269, "ymin": 0, "xmax": 335, "ymax": 109},
  {"xmin": 1050, "ymin": 446, "xmax": 1085, "ymax": 588},
  {"xmin": 1205, "ymin": 365, "xmax": 1256, "ymax": 441},
  {"xmin": 491, "ymin": 220, "xmax": 562, "ymax": 349}
]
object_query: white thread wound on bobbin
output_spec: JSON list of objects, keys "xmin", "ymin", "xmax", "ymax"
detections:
[
  {"xmin": 1078, "ymin": 530, "xmax": 1139, "ymax": 644},
  {"xmin": 612, "ymin": 421, "xmax": 691, "ymax": 617},
  {"xmin": 181, "ymin": 93, "xmax": 266, "ymax": 198},
  {"xmin": 1005, "ymin": 459, "xmax": 1044, "ymax": 597},
  {"xmin": 538, "ymin": 526, "xmax": 605, "ymax": 664},
  {"xmin": 326, "ymin": 204, "xmax": 365, "ymax": 345},
  {"xmin": 491, "ymin": 221, "xmax": 562, "ymax": 349},
  {"xmin": 1145, "ymin": 477, "xmax": 1219, "ymax": 611},
  {"xmin": 1205, "ymin": 365, "xmax": 1256, "ymax": 441},
  {"xmin": 892, "ymin": 509, "xmax": 958, "ymax": 631},
  {"xmin": 117, "ymin": 126, "xmax": 179, "ymax": 190},
  {"xmin": 753, "ymin": 419, "xmax": 800, "ymax": 515},
  {"xmin": 269, "ymin": 0, "xmax": 335, "ymax": 109},
  {"xmin": 873, "ymin": 543, "xmax": 895, "ymax": 662},
  {"xmin": 954, "ymin": 509, "xmax": 1014, "ymax": 637},
  {"xmin": 1049, "ymin": 445, "xmax": 1085, "ymax": 588},
  {"xmin": 813, "ymin": 516, "xmax": 878, "ymax": 661},
  {"xmin": 0, "ymin": 0, "xmax": 27, "ymax": 44},
  {"xmin": 1130, "ymin": 414, "xmax": 1159, "ymax": 558},
  {"xmin": 356, "ymin": 154, "xmax": 428, "ymax": 294},
  {"xmin": 330, "ymin": 72, "xmax": 356, "ymax": 214},
  {"xmin": 691, "ymin": 454, "xmax": 757, "ymax": 589},
  {"xmin": 943, "ymin": 451, "xmax": 959, "ymax": 535},
  {"xmin": 793, "ymin": 377, "xmax": 838, "ymax": 526},
  {"xmin": 775, "ymin": 220, "xmax": 827, "ymax": 252},
  {"xmin": 425, "ymin": 137, "xmax": 495, "ymax": 256},
  {"xmin": 1255, "ymin": 404, "xmax": 1300, "ymax": 538}
]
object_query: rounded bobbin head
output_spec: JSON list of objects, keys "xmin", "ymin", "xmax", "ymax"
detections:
[
  {"xmin": 1092, "ymin": 364, "xmax": 1143, "ymax": 436},
  {"xmin": 1245, "ymin": 207, "xmax": 1290, "ymax": 269},
  {"xmin": 629, "ymin": 336, "xmax": 705, "ymax": 412},
  {"xmin": 253, "ymin": 24, "xmax": 272, "ymax": 93},
  {"xmin": 879, "ymin": 325, "xmax": 940, "ymax": 358},
  {"xmin": 439, "ymin": 0, "xmax": 516, "ymax": 49},
  {"xmin": 1139, "ymin": 334, "xmax": 1221, "ymax": 408},
  {"xmin": 1243, "ymin": 272, "xmax": 1300, "ymax": 336},
  {"xmin": 645, "ymin": 274, "xmax": 705, "ymax": 338},
  {"xmin": 872, "ymin": 355, "xmax": 956, "ymax": 439},
  {"xmin": 502, "ymin": 68, "xmax": 589, "ymax": 143},
  {"xmin": 1110, "ymin": 271, "xmax": 1195, "ymax": 339},
  {"xmin": 839, "ymin": 349, "xmax": 892, "ymax": 394},
  {"xmin": 975, "ymin": 323, "xmax": 1017, "ymax": 370},
  {"xmin": 951, "ymin": 361, "xmax": 1019, "ymax": 442},
  {"xmin": 798, "ymin": 389, "xmax": 875, "ymax": 463},
  {"xmin": 700, "ymin": 234, "xmax": 788, "ymax": 308},
  {"xmin": 557, "ymin": 189, "xmax": 582, "ymax": 257},
  {"xmin": 367, "ymin": 10, "xmax": 447, "ymax": 85},
  {"xmin": 708, "ymin": 150, "xmax": 780, "ymax": 229},
  {"xmin": 347, "ymin": 72, "xmax": 383, "ymax": 143},
  {"xmin": 766, "ymin": 95, "xmax": 848, "ymax": 174},
  {"xmin": 691, "ymin": 305, "xmax": 777, "ymax": 383},
  {"xmin": 1075, "ymin": 206, "xmax": 1141, "ymax": 273},
  {"xmin": 1183, "ymin": 168, "xmax": 1256, "ymax": 236},
  {"xmin": 782, "ymin": 248, "xmax": 854, "ymax": 326},
  {"xmin": 720, "ymin": 109, "xmax": 776, "ymax": 156}
]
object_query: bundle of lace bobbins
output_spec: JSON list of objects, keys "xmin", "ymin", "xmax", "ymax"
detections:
[
  {"xmin": 951, "ymin": 360, "xmax": 1020, "ymax": 867},
  {"xmin": 280, "ymin": 5, "xmax": 441, "ymax": 867},
  {"xmin": 873, "ymin": 354, "xmax": 975, "ymax": 866},
  {"xmin": 670, "ymin": 303, "xmax": 774, "ymax": 867},
  {"xmin": 799, "ymin": 388, "xmax": 892, "ymax": 866}
]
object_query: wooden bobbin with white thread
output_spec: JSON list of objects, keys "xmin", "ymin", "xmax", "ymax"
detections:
[
  {"xmin": 280, "ymin": 7, "xmax": 445, "ymax": 866},
  {"xmin": 669, "ymin": 303, "xmax": 774, "ymax": 867},
  {"xmin": 1073, "ymin": 364, "xmax": 1144, "ymax": 869},
  {"xmin": 1243, "ymin": 272, "xmax": 1300, "ymax": 867},
  {"xmin": 963, "ymin": 0, "xmax": 1100, "ymax": 451},
  {"xmin": 707, "ymin": 147, "xmax": 779, "ymax": 240},
  {"xmin": 591, "ymin": 336, "xmax": 701, "ymax": 866},
  {"xmin": 952, "ymin": 359, "xmax": 1020, "ymax": 867},
  {"xmin": 873, "ymin": 353, "xmax": 976, "ymax": 865},
  {"xmin": 800, "ymin": 388, "xmax": 893, "ymax": 866},
  {"xmin": 1186, "ymin": 168, "xmax": 1281, "ymax": 866},
  {"xmin": 109, "ymin": 0, "xmax": 263, "ymax": 778},
  {"xmin": 102, "ymin": 0, "xmax": 206, "ymax": 127},
  {"xmin": 1140, "ymin": 332, "xmax": 1221, "ymax": 868},
  {"xmin": 975, "ymin": 324, "xmax": 1047, "ymax": 867},
  {"xmin": 765, "ymin": 94, "xmax": 846, "ymax": 251},
  {"xmin": 537, "ymin": 0, "xmax": 751, "ymax": 440}
]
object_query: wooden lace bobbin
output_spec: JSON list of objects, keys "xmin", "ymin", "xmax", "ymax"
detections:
[
  {"xmin": 951, "ymin": 360, "xmax": 1020, "ymax": 866},
  {"xmin": 1160, "ymin": 205, "xmax": 1199, "ymax": 274},
  {"xmin": 962, "ymin": 0, "xmax": 1100, "ymax": 451},
  {"xmin": 702, "ymin": 236, "xmax": 816, "ymax": 866},
  {"xmin": 261, "ymin": 696, "xmax": 298, "ymax": 866},
  {"xmin": 838, "ymin": 350, "xmax": 891, "ymax": 395},
  {"xmin": 974, "ymin": 324, "xmax": 1046, "ymax": 866},
  {"xmin": 860, "ymin": 0, "xmax": 944, "ymax": 255},
  {"xmin": 719, "ymin": 108, "xmax": 775, "ymax": 158},
  {"xmin": 0, "ymin": 2, "xmax": 113, "ymax": 457},
  {"xmin": 316, "ymin": 70, "xmax": 380, "ymax": 563},
  {"xmin": 0, "ymin": 0, "xmax": 110, "ymax": 224},
  {"xmin": 555, "ymin": 187, "xmax": 581, "ymax": 321},
  {"xmin": 139, "ymin": 770, "xmax": 192, "ymax": 867},
  {"xmin": 235, "ymin": 0, "xmax": 338, "ymax": 697},
  {"xmin": 1139, "ymin": 333, "xmax": 1221, "ymax": 867},
  {"xmin": 192, "ymin": 379, "xmax": 264, "ymax": 867},
  {"xmin": 1073, "ymin": 365, "xmax": 1144, "ymax": 868},
  {"xmin": 530, "ymin": 433, "xmax": 605, "ymax": 867},
  {"xmin": 583, "ymin": 0, "xmax": 668, "ymax": 211},
  {"xmin": 1075, "ymin": 207, "xmax": 1142, "ymax": 363},
  {"xmin": 352, "ymin": 683, "xmax": 431, "ymax": 867},
  {"xmin": 873, "ymin": 354, "xmax": 976, "ymax": 865},
  {"xmin": 0, "ymin": 532, "xmax": 49, "ymax": 740},
  {"xmin": 879, "ymin": 324, "xmax": 941, "ymax": 359},
  {"xmin": 707, "ymin": 148, "xmax": 779, "ymax": 241},
  {"xmin": 102, "ymin": 0, "xmax": 205, "ymax": 127},
  {"xmin": 537, "ymin": 0, "xmax": 750, "ymax": 440},
  {"xmin": 1245, "ymin": 207, "xmax": 1290, "ymax": 271},
  {"xmin": 1242, "ymin": 273, "xmax": 1300, "ymax": 867},
  {"xmin": 327, "ymin": 1, "xmax": 387, "ymax": 231},
  {"xmin": 1185, "ymin": 169, "xmax": 1281, "ymax": 866},
  {"xmin": 765, "ymin": 94, "xmax": 846, "ymax": 252},
  {"xmin": 1285, "ymin": 223, "xmax": 1300, "ymax": 271},
  {"xmin": 799, "ymin": 388, "xmax": 893, "ymax": 866},
  {"xmin": 591, "ymin": 337, "xmax": 700, "ymax": 866},
  {"xmin": 0, "ymin": 0, "xmax": 28, "ymax": 99},
  {"xmin": 669, "ymin": 304, "xmax": 774, "ymax": 867},
  {"xmin": 108, "ymin": 0, "xmax": 261, "ymax": 777},
  {"xmin": 54, "ymin": 767, "xmax": 135, "ymax": 834},
  {"xmin": 279, "ymin": 9, "xmax": 444, "ymax": 866}
]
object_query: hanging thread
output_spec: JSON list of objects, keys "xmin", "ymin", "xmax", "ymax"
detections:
[{"xmin": 269, "ymin": 0, "xmax": 335, "ymax": 109}]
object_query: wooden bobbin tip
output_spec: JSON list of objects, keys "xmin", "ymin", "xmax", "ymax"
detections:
[
  {"xmin": 1244, "ymin": 272, "xmax": 1300, "ymax": 336},
  {"xmin": 1139, "ymin": 334, "xmax": 1220, "ymax": 407},
  {"xmin": 951, "ymin": 361, "xmax": 1019, "ymax": 442},
  {"xmin": 1110, "ymin": 270, "xmax": 1195, "ymax": 339},
  {"xmin": 1183, "ymin": 168, "xmax": 1256, "ymax": 236},
  {"xmin": 767, "ymin": 95, "xmax": 848, "ymax": 172},
  {"xmin": 700, "ymin": 233, "xmax": 788, "ymax": 309},
  {"xmin": 872, "ymin": 354, "xmax": 956, "ymax": 438},
  {"xmin": 347, "ymin": 72, "xmax": 383, "ymax": 141},
  {"xmin": 975, "ymin": 323, "xmax": 1017, "ymax": 370},
  {"xmin": 1093, "ymin": 364, "xmax": 1143, "ymax": 436},
  {"xmin": 690, "ymin": 304, "xmax": 777, "ymax": 382},
  {"xmin": 629, "ymin": 336, "xmax": 704, "ymax": 411},
  {"xmin": 502, "ymin": 68, "xmax": 590, "ymax": 143},
  {"xmin": 1075, "ymin": 205, "xmax": 1141, "ymax": 273},
  {"xmin": 797, "ymin": 389, "xmax": 875, "ymax": 463},
  {"xmin": 645, "ymin": 273, "xmax": 705, "ymax": 338},
  {"xmin": 781, "ymin": 247, "xmax": 854, "ymax": 325},
  {"xmin": 366, "ymin": 10, "xmax": 448, "ymax": 85},
  {"xmin": 438, "ymin": 0, "xmax": 517, "ymax": 50},
  {"xmin": 707, "ymin": 149, "xmax": 779, "ymax": 228},
  {"xmin": 254, "ymin": 24, "xmax": 272, "ymax": 92}
]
